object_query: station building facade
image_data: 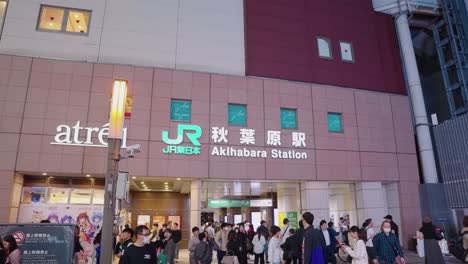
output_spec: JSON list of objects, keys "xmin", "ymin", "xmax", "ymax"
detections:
[{"xmin": 0, "ymin": 0, "xmax": 421, "ymax": 248}]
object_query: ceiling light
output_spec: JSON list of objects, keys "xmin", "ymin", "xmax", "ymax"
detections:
[
  {"xmin": 42, "ymin": 173, "xmax": 47, "ymax": 176},
  {"xmin": 132, "ymin": 177, "xmax": 136, "ymax": 179},
  {"xmin": 86, "ymin": 174, "xmax": 91, "ymax": 177},
  {"xmin": 176, "ymin": 178, "xmax": 181, "ymax": 181}
]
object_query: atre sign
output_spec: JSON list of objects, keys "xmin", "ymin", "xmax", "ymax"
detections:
[{"xmin": 50, "ymin": 121, "xmax": 128, "ymax": 148}]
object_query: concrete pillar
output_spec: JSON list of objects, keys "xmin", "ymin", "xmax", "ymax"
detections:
[
  {"xmin": 355, "ymin": 182, "xmax": 387, "ymax": 228},
  {"xmin": 190, "ymin": 180, "xmax": 201, "ymax": 228},
  {"xmin": 0, "ymin": 172, "xmax": 23, "ymax": 223},
  {"xmin": 395, "ymin": 13, "xmax": 438, "ymax": 184},
  {"xmin": 277, "ymin": 187, "xmax": 299, "ymax": 213},
  {"xmin": 300, "ymin": 182, "xmax": 330, "ymax": 226}
]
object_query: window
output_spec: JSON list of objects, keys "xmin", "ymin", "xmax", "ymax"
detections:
[
  {"xmin": 328, "ymin": 113, "xmax": 343, "ymax": 132},
  {"xmin": 21, "ymin": 187, "xmax": 46, "ymax": 204},
  {"xmin": 170, "ymin": 99, "xmax": 191, "ymax": 121},
  {"xmin": 280, "ymin": 108, "xmax": 297, "ymax": 129},
  {"xmin": 317, "ymin": 37, "xmax": 332, "ymax": 59},
  {"xmin": 70, "ymin": 189, "xmax": 92, "ymax": 204},
  {"xmin": 37, "ymin": 5, "xmax": 91, "ymax": 35},
  {"xmin": 340, "ymin": 41, "xmax": 354, "ymax": 62},
  {"xmin": 0, "ymin": 0, "xmax": 7, "ymax": 38},
  {"xmin": 92, "ymin": 189, "xmax": 105, "ymax": 205},
  {"xmin": 47, "ymin": 188, "xmax": 70, "ymax": 204},
  {"xmin": 228, "ymin": 104, "xmax": 247, "ymax": 125}
]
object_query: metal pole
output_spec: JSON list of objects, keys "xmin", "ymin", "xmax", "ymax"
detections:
[
  {"xmin": 100, "ymin": 138, "xmax": 121, "ymax": 264},
  {"xmin": 395, "ymin": 12, "xmax": 438, "ymax": 184}
]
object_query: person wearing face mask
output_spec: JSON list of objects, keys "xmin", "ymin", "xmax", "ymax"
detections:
[
  {"xmin": 373, "ymin": 221, "xmax": 405, "ymax": 264},
  {"xmin": 163, "ymin": 229, "xmax": 176, "ymax": 264},
  {"xmin": 119, "ymin": 225, "xmax": 157, "ymax": 264},
  {"xmin": 215, "ymin": 223, "xmax": 231, "ymax": 264}
]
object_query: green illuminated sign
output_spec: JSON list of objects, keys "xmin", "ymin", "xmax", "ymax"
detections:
[
  {"xmin": 327, "ymin": 113, "xmax": 342, "ymax": 132},
  {"xmin": 170, "ymin": 100, "xmax": 191, "ymax": 121},
  {"xmin": 281, "ymin": 108, "xmax": 297, "ymax": 129},
  {"xmin": 228, "ymin": 104, "xmax": 247, "ymax": 125},
  {"xmin": 162, "ymin": 124, "xmax": 202, "ymax": 155},
  {"xmin": 208, "ymin": 199, "xmax": 250, "ymax": 208}
]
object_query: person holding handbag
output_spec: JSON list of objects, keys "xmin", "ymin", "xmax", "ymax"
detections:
[
  {"xmin": 373, "ymin": 221, "xmax": 405, "ymax": 264},
  {"xmin": 223, "ymin": 230, "xmax": 240, "ymax": 264}
]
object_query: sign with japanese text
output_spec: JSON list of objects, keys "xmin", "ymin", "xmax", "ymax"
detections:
[
  {"xmin": 208, "ymin": 199, "xmax": 274, "ymax": 208},
  {"xmin": 0, "ymin": 224, "xmax": 75, "ymax": 264},
  {"xmin": 162, "ymin": 124, "xmax": 309, "ymax": 160}
]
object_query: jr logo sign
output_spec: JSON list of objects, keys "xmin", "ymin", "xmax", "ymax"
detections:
[{"xmin": 161, "ymin": 124, "xmax": 202, "ymax": 155}]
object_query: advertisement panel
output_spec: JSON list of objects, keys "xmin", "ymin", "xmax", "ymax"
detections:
[
  {"xmin": 0, "ymin": 224, "xmax": 74, "ymax": 264},
  {"xmin": 18, "ymin": 204, "xmax": 103, "ymax": 263}
]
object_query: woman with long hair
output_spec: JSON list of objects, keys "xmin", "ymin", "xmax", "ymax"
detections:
[
  {"xmin": 3, "ymin": 235, "xmax": 21, "ymax": 264},
  {"xmin": 362, "ymin": 219, "xmax": 378, "ymax": 264},
  {"xmin": 340, "ymin": 226, "xmax": 368, "ymax": 264},
  {"xmin": 236, "ymin": 225, "xmax": 249, "ymax": 264},
  {"xmin": 226, "ymin": 230, "xmax": 240, "ymax": 258},
  {"xmin": 419, "ymin": 217, "xmax": 445, "ymax": 264}
]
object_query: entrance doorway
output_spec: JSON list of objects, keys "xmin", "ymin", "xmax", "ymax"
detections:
[{"xmin": 200, "ymin": 181, "xmax": 301, "ymax": 229}]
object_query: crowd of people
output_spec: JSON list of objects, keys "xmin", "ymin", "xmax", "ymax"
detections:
[{"xmin": 0, "ymin": 214, "xmax": 467, "ymax": 264}]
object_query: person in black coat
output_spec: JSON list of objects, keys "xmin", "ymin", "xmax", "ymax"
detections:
[
  {"xmin": 302, "ymin": 212, "xmax": 325, "ymax": 264},
  {"xmin": 281, "ymin": 229, "xmax": 302, "ymax": 264},
  {"xmin": 227, "ymin": 230, "xmax": 241, "ymax": 257},
  {"xmin": 236, "ymin": 226, "xmax": 249, "ymax": 264}
]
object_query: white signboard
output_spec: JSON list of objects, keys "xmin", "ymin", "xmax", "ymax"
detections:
[
  {"xmin": 50, "ymin": 121, "xmax": 128, "ymax": 148},
  {"xmin": 250, "ymin": 199, "xmax": 273, "ymax": 207}
]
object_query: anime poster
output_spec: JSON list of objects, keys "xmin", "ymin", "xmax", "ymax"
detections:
[
  {"xmin": 152, "ymin": 216, "xmax": 166, "ymax": 227},
  {"xmin": 167, "ymin": 216, "xmax": 181, "ymax": 228},
  {"xmin": 137, "ymin": 215, "xmax": 151, "ymax": 227},
  {"xmin": 18, "ymin": 204, "xmax": 103, "ymax": 263}
]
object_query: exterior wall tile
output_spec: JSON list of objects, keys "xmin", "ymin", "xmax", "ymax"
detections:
[
  {"xmin": 316, "ymin": 150, "xmax": 361, "ymax": 181},
  {"xmin": 355, "ymin": 91, "xmax": 397, "ymax": 153},
  {"xmin": 360, "ymin": 152, "xmax": 399, "ymax": 181},
  {"xmin": 313, "ymin": 84, "xmax": 358, "ymax": 151}
]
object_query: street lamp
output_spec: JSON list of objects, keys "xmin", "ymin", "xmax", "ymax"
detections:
[{"xmin": 100, "ymin": 79, "xmax": 128, "ymax": 264}]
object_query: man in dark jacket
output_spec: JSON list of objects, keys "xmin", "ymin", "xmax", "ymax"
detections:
[
  {"xmin": 195, "ymin": 233, "xmax": 212, "ymax": 264},
  {"xmin": 302, "ymin": 212, "xmax": 325, "ymax": 264},
  {"xmin": 384, "ymin": 215, "xmax": 400, "ymax": 240},
  {"xmin": 172, "ymin": 223, "xmax": 182, "ymax": 261},
  {"xmin": 320, "ymin": 220, "xmax": 336, "ymax": 264},
  {"xmin": 281, "ymin": 229, "xmax": 302, "ymax": 264}
]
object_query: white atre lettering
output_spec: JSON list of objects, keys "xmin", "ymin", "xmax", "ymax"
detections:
[
  {"xmin": 51, "ymin": 121, "xmax": 128, "ymax": 148},
  {"xmin": 211, "ymin": 146, "xmax": 307, "ymax": 160}
]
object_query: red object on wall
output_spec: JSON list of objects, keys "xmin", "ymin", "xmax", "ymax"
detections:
[{"xmin": 244, "ymin": 0, "xmax": 406, "ymax": 94}]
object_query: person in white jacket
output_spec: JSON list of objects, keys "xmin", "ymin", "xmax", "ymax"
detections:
[
  {"xmin": 252, "ymin": 229, "xmax": 267, "ymax": 264},
  {"xmin": 267, "ymin": 226, "xmax": 282, "ymax": 264},
  {"xmin": 340, "ymin": 226, "xmax": 369, "ymax": 264}
]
